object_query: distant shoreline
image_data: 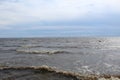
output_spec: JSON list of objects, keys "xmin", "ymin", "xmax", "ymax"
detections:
[{"xmin": 0, "ymin": 36, "xmax": 120, "ymax": 39}]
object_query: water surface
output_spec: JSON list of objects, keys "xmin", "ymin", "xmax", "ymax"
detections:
[{"xmin": 0, "ymin": 38, "xmax": 120, "ymax": 75}]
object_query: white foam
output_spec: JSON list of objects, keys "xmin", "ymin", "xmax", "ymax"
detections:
[
  {"xmin": 103, "ymin": 63, "xmax": 112, "ymax": 68},
  {"xmin": 99, "ymin": 77, "xmax": 120, "ymax": 80},
  {"xmin": 16, "ymin": 49, "xmax": 68, "ymax": 54}
]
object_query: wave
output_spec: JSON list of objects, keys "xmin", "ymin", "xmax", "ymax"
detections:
[
  {"xmin": 20, "ymin": 44, "xmax": 79, "ymax": 49},
  {"xmin": 0, "ymin": 66, "xmax": 93, "ymax": 80},
  {"xmin": 20, "ymin": 44, "xmax": 53, "ymax": 48},
  {"xmin": 0, "ymin": 66, "xmax": 120, "ymax": 80},
  {"xmin": 16, "ymin": 49, "xmax": 69, "ymax": 54}
]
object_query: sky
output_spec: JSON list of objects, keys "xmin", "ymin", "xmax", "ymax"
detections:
[{"xmin": 0, "ymin": 0, "xmax": 120, "ymax": 37}]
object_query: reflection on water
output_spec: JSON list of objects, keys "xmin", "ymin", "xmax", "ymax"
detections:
[{"xmin": 0, "ymin": 38, "xmax": 120, "ymax": 75}]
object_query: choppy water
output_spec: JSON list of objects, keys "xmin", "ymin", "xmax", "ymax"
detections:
[{"xmin": 0, "ymin": 37, "xmax": 120, "ymax": 75}]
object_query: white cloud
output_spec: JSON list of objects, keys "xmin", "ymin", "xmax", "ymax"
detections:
[{"xmin": 0, "ymin": 0, "xmax": 120, "ymax": 29}]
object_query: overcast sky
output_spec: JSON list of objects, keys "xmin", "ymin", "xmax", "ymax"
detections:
[{"xmin": 0, "ymin": 0, "xmax": 120, "ymax": 37}]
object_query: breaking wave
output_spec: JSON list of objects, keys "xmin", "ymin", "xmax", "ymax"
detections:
[
  {"xmin": 0, "ymin": 66, "xmax": 120, "ymax": 80},
  {"xmin": 16, "ymin": 49, "xmax": 69, "ymax": 54}
]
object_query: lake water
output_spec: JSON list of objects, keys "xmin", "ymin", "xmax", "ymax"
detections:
[{"xmin": 0, "ymin": 37, "xmax": 120, "ymax": 75}]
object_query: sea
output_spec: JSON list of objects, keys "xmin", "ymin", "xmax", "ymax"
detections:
[{"xmin": 0, "ymin": 37, "xmax": 120, "ymax": 76}]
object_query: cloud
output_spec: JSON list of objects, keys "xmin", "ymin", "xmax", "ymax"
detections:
[
  {"xmin": 0, "ymin": 0, "xmax": 120, "ymax": 37},
  {"xmin": 0, "ymin": 0, "xmax": 120, "ymax": 26}
]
